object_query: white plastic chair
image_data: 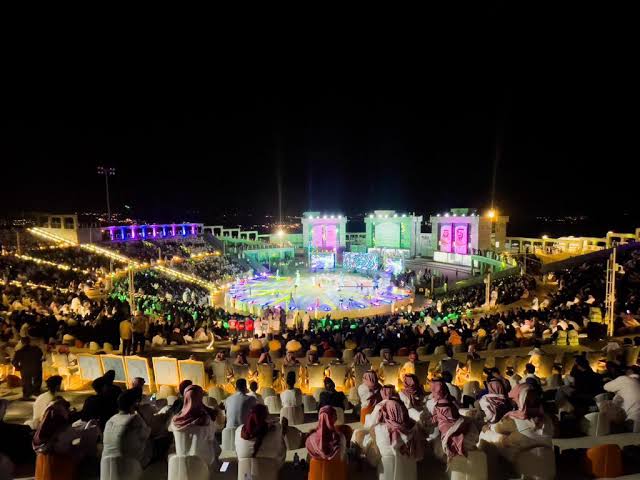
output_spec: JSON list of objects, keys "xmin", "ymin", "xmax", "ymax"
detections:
[
  {"xmin": 581, "ymin": 412, "xmax": 610, "ymax": 436},
  {"xmin": 514, "ymin": 447, "xmax": 555, "ymax": 480},
  {"xmin": 237, "ymin": 457, "xmax": 280, "ymax": 480},
  {"xmin": 333, "ymin": 406, "xmax": 345, "ymax": 425},
  {"xmin": 280, "ymin": 405, "xmax": 304, "ymax": 425},
  {"xmin": 221, "ymin": 426, "xmax": 237, "ymax": 451},
  {"xmin": 265, "ymin": 395, "xmax": 282, "ymax": 414},
  {"xmin": 100, "ymin": 455, "xmax": 142, "ymax": 480},
  {"xmin": 260, "ymin": 387, "xmax": 276, "ymax": 399},
  {"xmin": 207, "ymin": 386, "xmax": 226, "ymax": 403},
  {"xmin": 302, "ymin": 394, "xmax": 317, "ymax": 413},
  {"xmin": 167, "ymin": 454, "xmax": 210, "ymax": 480},
  {"xmin": 448, "ymin": 450, "xmax": 488, "ymax": 480}
]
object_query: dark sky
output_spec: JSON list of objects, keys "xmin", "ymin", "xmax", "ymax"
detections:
[{"xmin": 1, "ymin": 35, "xmax": 638, "ymax": 234}]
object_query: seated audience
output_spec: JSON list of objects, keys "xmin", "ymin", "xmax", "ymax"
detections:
[
  {"xmin": 235, "ymin": 404, "xmax": 286, "ymax": 478},
  {"xmin": 169, "ymin": 385, "xmax": 221, "ymax": 472},
  {"xmin": 30, "ymin": 375, "xmax": 63, "ymax": 431},
  {"xmin": 429, "ymin": 380, "xmax": 479, "ymax": 461},
  {"xmin": 101, "ymin": 388, "xmax": 151, "ymax": 479},
  {"xmin": 358, "ymin": 371, "xmax": 382, "ymax": 424},
  {"xmin": 318, "ymin": 377, "xmax": 348, "ymax": 411},
  {"xmin": 33, "ymin": 398, "xmax": 99, "ymax": 480},
  {"xmin": 604, "ymin": 366, "xmax": 640, "ymax": 432},
  {"xmin": 305, "ymin": 406, "xmax": 347, "ymax": 480},
  {"xmin": 225, "ymin": 379, "xmax": 257, "ymax": 429},
  {"xmin": 374, "ymin": 399, "xmax": 423, "ymax": 480}
]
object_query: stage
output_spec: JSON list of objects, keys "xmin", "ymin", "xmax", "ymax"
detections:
[{"xmin": 223, "ymin": 271, "xmax": 413, "ymax": 318}]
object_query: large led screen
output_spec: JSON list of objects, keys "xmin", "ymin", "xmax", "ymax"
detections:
[
  {"xmin": 343, "ymin": 252, "xmax": 379, "ymax": 272},
  {"xmin": 311, "ymin": 252, "xmax": 335, "ymax": 270},
  {"xmin": 383, "ymin": 256, "xmax": 405, "ymax": 275},
  {"xmin": 374, "ymin": 222, "xmax": 400, "ymax": 248}
]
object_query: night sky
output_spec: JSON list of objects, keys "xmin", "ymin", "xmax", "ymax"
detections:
[{"xmin": 1, "ymin": 44, "xmax": 638, "ymax": 236}]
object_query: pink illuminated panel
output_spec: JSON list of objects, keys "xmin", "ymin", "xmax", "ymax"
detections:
[
  {"xmin": 312, "ymin": 224, "xmax": 337, "ymax": 249},
  {"xmin": 453, "ymin": 224, "xmax": 469, "ymax": 255},
  {"xmin": 439, "ymin": 224, "xmax": 452, "ymax": 253}
]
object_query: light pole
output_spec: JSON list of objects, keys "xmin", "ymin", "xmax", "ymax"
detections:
[
  {"xmin": 605, "ymin": 247, "xmax": 624, "ymax": 337},
  {"xmin": 97, "ymin": 166, "xmax": 116, "ymax": 222},
  {"xmin": 484, "ymin": 271, "xmax": 491, "ymax": 309},
  {"xmin": 97, "ymin": 166, "xmax": 116, "ymax": 274}
]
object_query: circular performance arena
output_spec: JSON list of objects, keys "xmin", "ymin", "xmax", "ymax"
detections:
[{"xmin": 223, "ymin": 271, "xmax": 413, "ymax": 318}]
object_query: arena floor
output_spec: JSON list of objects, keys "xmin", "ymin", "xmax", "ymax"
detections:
[{"xmin": 224, "ymin": 271, "xmax": 413, "ymax": 318}]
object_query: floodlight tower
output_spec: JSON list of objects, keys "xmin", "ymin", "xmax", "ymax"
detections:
[{"xmin": 97, "ymin": 166, "xmax": 116, "ymax": 222}]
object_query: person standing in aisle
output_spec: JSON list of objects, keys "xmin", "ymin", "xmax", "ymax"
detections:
[
  {"xmin": 12, "ymin": 337, "xmax": 43, "ymax": 400},
  {"xmin": 120, "ymin": 316, "xmax": 133, "ymax": 356}
]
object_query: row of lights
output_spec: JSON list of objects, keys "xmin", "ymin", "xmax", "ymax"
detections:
[
  {"xmin": 29, "ymin": 227, "xmax": 217, "ymax": 292},
  {"xmin": 7, "ymin": 252, "xmax": 92, "ymax": 275},
  {"xmin": 368, "ymin": 214, "xmax": 408, "ymax": 219},
  {"xmin": 434, "ymin": 210, "xmax": 497, "ymax": 218},
  {"xmin": 28, "ymin": 228, "xmax": 78, "ymax": 246},
  {"xmin": 435, "ymin": 212, "xmax": 479, "ymax": 217},
  {"xmin": 153, "ymin": 265, "xmax": 216, "ymax": 291},
  {"xmin": 82, "ymin": 243, "xmax": 140, "ymax": 266},
  {"xmin": 308, "ymin": 215, "xmax": 343, "ymax": 219},
  {"xmin": 189, "ymin": 251, "xmax": 220, "ymax": 260},
  {"xmin": 0, "ymin": 278, "xmax": 67, "ymax": 293}
]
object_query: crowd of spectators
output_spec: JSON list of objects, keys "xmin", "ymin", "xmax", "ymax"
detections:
[
  {"xmin": 170, "ymin": 255, "xmax": 245, "ymax": 284},
  {"xmin": 27, "ymin": 246, "xmax": 114, "ymax": 272},
  {"xmin": 1, "ymin": 236, "xmax": 640, "ymax": 478},
  {"xmin": 109, "ymin": 238, "xmax": 217, "ymax": 262},
  {"xmin": 0, "ymin": 254, "xmax": 97, "ymax": 289}
]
